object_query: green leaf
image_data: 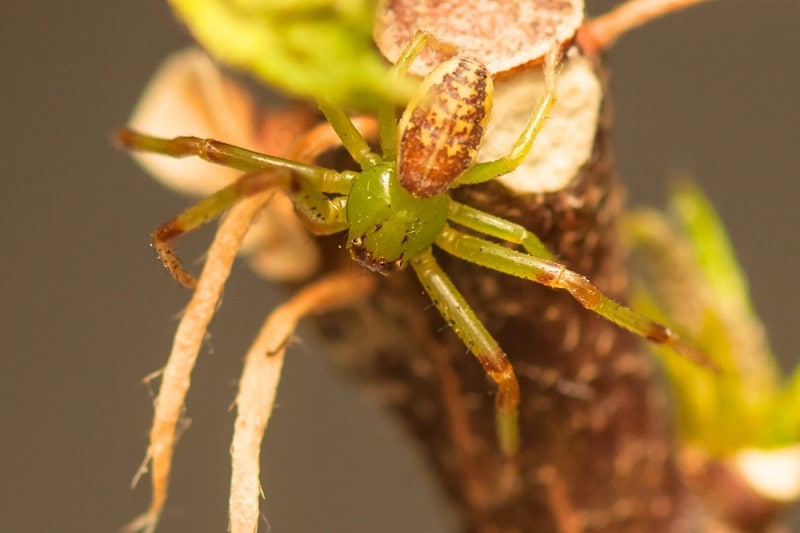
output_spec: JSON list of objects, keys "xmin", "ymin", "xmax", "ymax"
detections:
[
  {"xmin": 168, "ymin": 0, "xmax": 413, "ymax": 109},
  {"xmin": 670, "ymin": 181, "xmax": 754, "ymax": 318},
  {"xmin": 626, "ymin": 181, "xmax": 799, "ymax": 455}
]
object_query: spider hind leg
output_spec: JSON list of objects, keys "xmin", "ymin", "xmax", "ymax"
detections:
[{"xmin": 410, "ymin": 247, "xmax": 521, "ymax": 456}]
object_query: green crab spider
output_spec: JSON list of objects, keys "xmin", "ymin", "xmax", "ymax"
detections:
[{"xmin": 119, "ymin": 31, "xmax": 709, "ymax": 456}]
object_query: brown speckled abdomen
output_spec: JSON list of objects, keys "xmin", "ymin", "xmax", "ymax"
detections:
[{"xmin": 397, "ymin": 57, "xmax": 492, "ymax": 198}]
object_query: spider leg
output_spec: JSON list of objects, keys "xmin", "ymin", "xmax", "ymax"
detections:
[
  {"xmin": 316, "ymin": 99, "xmax": 380, "ymax": 169},
  {"xmin": 454, "ymin": 45, "xmax": 560, "ymax": 187},
  {"xmin": 410, "ymin": 247, "xmax": 521, "ymax": 455},
  {"xmin": 117, "ymin": 129, "xmax": 349, "ymax": 188},
  {"xmin": 314, "ymin": 35, "xmax": 441, "ymax": 170},
  {"xmin": 150, "ymin": 170, "xmax": 290, "ymax": 287},
  {"xmin": 147, "ymin": 172, "xmax": 349, "ymax": 288},
  {"xmin": 436, "ymin": 225, "xmax": 717, "ymax": 370},
  {"xmin": 447, "ymin": 199, "xmax": 555, "ymax": 259},
  {"xmin": 118, "ymin": 130, "xmax": 353, "ymax": 287},
  {"xmin": 378, "ymin": 29, "xmax": 433, "ymax": 161},
  {"xmin": 291, "ymin": 183, "xmax": 349, "ymax": 236}
]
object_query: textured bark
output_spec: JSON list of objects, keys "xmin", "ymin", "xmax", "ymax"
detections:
[{"xmin": 306, "ymin": 60, "xmax": 690, "ymax": 532}]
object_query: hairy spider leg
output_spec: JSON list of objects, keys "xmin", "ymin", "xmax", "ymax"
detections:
[
  {"xmin": 117, "ymin": 130, "xmax": 355, "ymax": 287},
  {"xmin": 316, "ymin": 30, "xmax": 436, "ymax": 170},
  {"xmin": 447, "ymin": 200, "xmax": 555, "ymax": 260},
  {"xmin": 435, "ymin": 225, "xmax": 717, "ymax": 370},
  {"xmin": 377, "ymin": 29, "xmax": 434, "ymax": 161},
  {"xmin": 316, "ymin": 99, "xmax": 380, "ymax": 170},
  {"xmin": 410, "ymin": 248, "xmax": 521, "ymax": 454}
]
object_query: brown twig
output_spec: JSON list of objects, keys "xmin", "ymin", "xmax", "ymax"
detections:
[{"xmin": 578, "ymin": 0, "xmax": 713, "ymax": 55}]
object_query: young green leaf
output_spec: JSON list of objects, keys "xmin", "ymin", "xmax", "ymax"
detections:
[
  {"xmin": 168, "ymin": 0, "xmax": 413, "ymax": 109},
  {"xmin": 626, "ymin": 181, "xmax": 799, "ymax": 455}
]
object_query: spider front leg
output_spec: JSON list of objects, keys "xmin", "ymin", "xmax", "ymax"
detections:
[
  {"xmin": 149, "ymin": 171, "xmax": 291, "ymax": 288},
  {"xmin": 410, "ymin": 248, "xmax": 521, "ymax": 455},
  {"xmin": 118, "ymin": 129, "xmax": 353, "ymax": 287},
  {"xmin": 436, "ymin": 225, "xmax": 717, "ymax": 370},
  {"xmin": 377, "ymin": 29, "xmax": 435, "ymax": 161},
  {"xmin": 316, "ymin": 29, "xmax": 436, "ymax": 168}
]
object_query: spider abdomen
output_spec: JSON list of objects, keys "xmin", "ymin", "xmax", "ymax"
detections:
[{"xmin": 397, "ymin": 57, "xmax": 493, "ymax": 198}]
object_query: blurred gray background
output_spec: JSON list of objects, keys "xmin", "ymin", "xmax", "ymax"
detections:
[{"xmin": 2, "ymin": 1, "xmax": 799, "ymax": 531}]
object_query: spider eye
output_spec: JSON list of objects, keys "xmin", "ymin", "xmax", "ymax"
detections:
[{"xmin": 349, "ymin": 235, "xmax": 406, "ymax": 275}]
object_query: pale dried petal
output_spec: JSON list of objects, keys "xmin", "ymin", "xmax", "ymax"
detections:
[
  {"xmin": 127, "ymin": 48, "xmax": 259, "ymax": 196},
  {"xmin": 478, "ymin": 52, "xmax": 602, "ymax": 193},
  {"xmin": 735, "ymin": 446, "xmax": 800, "ymax": 502},
  {"xmin": 375, "ymin": 0, "xmax": 584, "ymax": 75}
]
